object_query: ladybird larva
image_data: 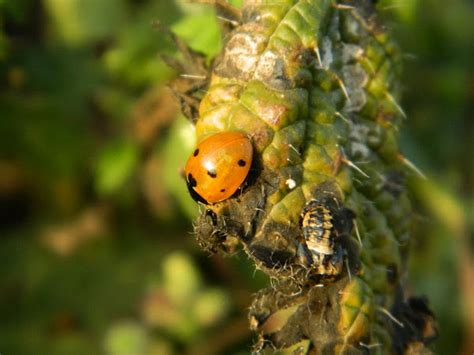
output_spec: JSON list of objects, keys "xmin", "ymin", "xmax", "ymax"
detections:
[{"xmin": 298, "ymin": 199, "xmax": 343, "ymax": 276}]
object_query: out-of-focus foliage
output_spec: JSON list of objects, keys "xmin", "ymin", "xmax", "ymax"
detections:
[
  {"xmin": 0, "ymin": 0, "xmax": 472, "ymax": 354},
  {"xmin": 380, "ymin": 1, "xmax": 474, "ymax": 353}
]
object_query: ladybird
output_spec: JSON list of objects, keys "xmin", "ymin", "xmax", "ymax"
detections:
[
  {"xmin": 185, "ymin": 132, "xmax": 253, "ymax": 204},
  {"xmin": 297, "ymin": 199, "xmax": 344, "ymax": 277}
]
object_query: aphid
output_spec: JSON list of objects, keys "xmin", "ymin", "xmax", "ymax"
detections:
[
  {"xmin": 298, "ymin": 199, "xmax": 345, "ymax": 277},
  {"xmin": 184, "ymin": 132, "xmax": 253, "ymax": 204}
]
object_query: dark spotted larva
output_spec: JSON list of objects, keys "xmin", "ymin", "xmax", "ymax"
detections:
[{"xmin": 298, "ymin": 199, "xmax": 344, "ymax": 277}]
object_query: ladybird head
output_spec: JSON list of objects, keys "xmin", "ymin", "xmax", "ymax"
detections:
[{"xmin": 184, "ymin": 131, "xmax": 253, "ymax": 204}]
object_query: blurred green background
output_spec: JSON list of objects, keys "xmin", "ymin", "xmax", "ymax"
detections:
[{"xmin": 0, "ymin": 0, "xmax": 473, "ymax": 354}]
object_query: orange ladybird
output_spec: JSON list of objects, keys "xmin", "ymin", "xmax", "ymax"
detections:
[{"xmin": 185, "ymin": 132, "xmax": 253, "ymax": 204}]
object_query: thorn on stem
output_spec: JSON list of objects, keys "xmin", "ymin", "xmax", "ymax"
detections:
[
  {"xmin": 397, "ymin": 154, "xmax": 427, "ymax": 179},
  {"xmin": 378, "ymin": 306, "xmax": 405, "ymax": 328}
]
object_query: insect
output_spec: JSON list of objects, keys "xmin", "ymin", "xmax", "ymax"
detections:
[
  {"xmin": 297, "ymin": 199, "xmax": 346, "ymax": 277},
  {"xmin": 184, "ymin": 131, "xmax": 253, "ymax": 204}
]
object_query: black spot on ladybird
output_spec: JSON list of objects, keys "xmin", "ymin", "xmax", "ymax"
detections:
[
  {"xmin": 186, "ymin": 174, "xmax": 208, "ymax": 205},
  {"xmin": 187, "ymin": 173, "xmax": 197, "ymax": 187},
  {"xmin": 220, "ymin": 188, "xmax": 226, "ymax": 193},
  {"xmin": 238, "ymin": 159, "xmax": 246, "ymax": 167},
  {"xmin": 193, "ymin": 149, "xmax": 199, "ymax": 157},
  {"xmin": 207, "ymin": 170, "xmax": 217, "ymax": 178}
]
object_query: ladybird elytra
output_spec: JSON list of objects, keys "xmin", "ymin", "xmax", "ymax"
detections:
[{"xmin": 184, "ymin": 132, "xmax": 253, "ymax": 204}]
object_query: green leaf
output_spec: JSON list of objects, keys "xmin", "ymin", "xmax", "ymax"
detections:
[{"xmin": 172, "ymin": 10, "xmax": 221, "ymax": 59}]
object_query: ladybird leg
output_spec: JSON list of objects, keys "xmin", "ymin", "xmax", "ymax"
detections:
[
  {"xmin": 205, "ymin": 208, "xmax": 218, "ymax": 226},
  {"xmin": 194, "ymin": 213, "xmax": 241, "ymax": 254}
]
